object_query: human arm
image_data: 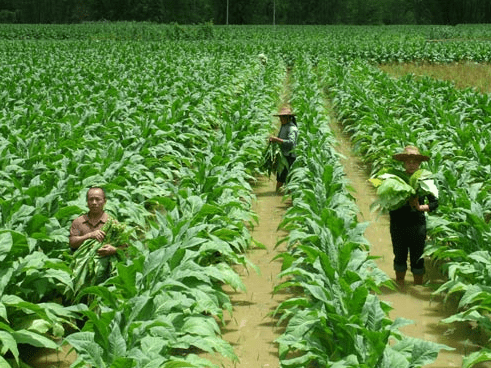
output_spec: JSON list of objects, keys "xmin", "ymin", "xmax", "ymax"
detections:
[
  {"xmin": 269, "ymin": 125, "xmax": 298, "ymax": 150},
  {"xmin": 70, "ymin": 232, "xmax": 118, "ymax": 256},
  {"xmin": 97, "ymin": 244, "xmax": 117, "ymax": 257},
  {"xmin": 69, "ymin": 229, "xmax": 106, "ymax": 250},
  {"xmin": 409, "ymin": 194, "xmax": 438, "ymax": 213},
  {"xmin": 269, "ymin": 136, "xmax": 283, "ymax": 143}
]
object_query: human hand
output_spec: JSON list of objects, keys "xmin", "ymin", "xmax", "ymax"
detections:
[
  {"xmin": 90, "ymin": 229, "xmax": 106, "ymax": 242},
  {"xmin": 409, "ymin": 196, "xmax": 429, "ymax": 212},
  {"xmin": 409, "ymin": 196, "xmax": 419, "ymax": 209},
  {"xmin": 97, "ymin": 244, "xmax": 117, "ymax": 257}
]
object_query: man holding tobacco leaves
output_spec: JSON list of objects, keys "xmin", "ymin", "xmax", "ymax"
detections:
[
  {"xmin": 388, "ymin": 146, "xmax": 439, "ymax": 287},
  {"xmin": 68, "ymin": 187, "xmax": 129, "ymax": 302},
  {"xmin": 69, "ymin": 187, "xmax": 117, "ymax": 257}
]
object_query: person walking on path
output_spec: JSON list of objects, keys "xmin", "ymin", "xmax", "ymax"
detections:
[
  {"xmin": 269, "ymin": 106, "xmax": 299, "ymax": 192},
  {"xmin": 389, "ymin": 146, "xmax": 439, "ymax": 287}
]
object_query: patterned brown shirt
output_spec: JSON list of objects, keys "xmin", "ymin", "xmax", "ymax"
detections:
[{"xmin": 70, "ymin": 212, "xmax": 109, "ymax": 238}]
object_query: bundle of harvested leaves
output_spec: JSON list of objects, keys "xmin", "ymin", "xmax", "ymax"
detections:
[
  {"xmin": 260, "ymin": 142, "xmax": 289, "ymax": 177},
  {"xmin": 67, "ymin": 217, "xmax": 130, "ymax": 302},
  {"xmin": 369, "ymin": 169, "xmax": 438, "ymax": 213}
]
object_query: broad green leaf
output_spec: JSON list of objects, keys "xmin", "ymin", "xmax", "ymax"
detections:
[
  {"xmin": 11, "ymin": 329, "xmax": 59, "ymax": 350},
  {"xmin": 0, "ymin": 331, "xmax": 19, "ymax": 363},
  {"xmin": 462, "ymin": 349, "xmax": 491, "ymax": 368},
  {"xmin": 0, "ymin": 232, "xmax": 12, "ymax": 262},
  {"xmin": 0, "ymin": 355, "xmax": 13, "ymax": 368}
]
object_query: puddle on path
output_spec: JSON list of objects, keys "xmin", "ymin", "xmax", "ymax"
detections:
[
  {"xmin": 205, "ymin": 177, "xmax": 291, "ymax": 368},
  {"xmin": 26, "ymin": 129, "xmax": 491, "ymax": 368},
  {"xmin": 27, "ymin": 177, "xmax": 289, "ymax": 368},
  {"xmin": 330, "ymin": 121, "xmax": 491, "ymax": 368}
]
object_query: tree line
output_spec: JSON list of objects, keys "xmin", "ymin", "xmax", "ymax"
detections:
[{"xmin": 1, "ymin": 0, "xmax": 490, "ymax": 25}]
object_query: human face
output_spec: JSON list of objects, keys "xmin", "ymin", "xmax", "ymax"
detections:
[
  {"xmin": 279, "ymin": 115, "xmax": 289, "ymax": 125},
  {"xmin": 404, "ymin": 158, "xmax": 421, "ymax": 175},
  {"xmin": 87, "ymin": 188, "xmax": 106, "ymax": 215}
]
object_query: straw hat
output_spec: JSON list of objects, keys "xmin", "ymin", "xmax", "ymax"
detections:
[
  {"xmin": 274, "ymin": 107, "xmax": 295, "ymax": 116},
  {"xmin": 393, "ymin": 146, "xmax": 430, "ymax": 162}
]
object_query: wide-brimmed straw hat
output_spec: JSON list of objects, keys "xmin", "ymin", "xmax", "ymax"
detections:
[
  {"xmin": 393, "ymin": 146, "xmax": 430, "ymax": 162},
  {"xmin": 274, "ymin": 107, "xmax": 295, "ymax": 116}
]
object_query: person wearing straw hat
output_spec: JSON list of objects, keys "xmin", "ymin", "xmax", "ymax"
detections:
[
  {"xmin": 389, "ymin": 146, "xmax": 438, "ymax": 287},
  {"xmin": 269, "ymin": 106, "xmax": 299, "ymax": 192}
]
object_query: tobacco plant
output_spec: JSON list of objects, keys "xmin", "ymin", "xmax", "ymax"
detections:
[{"xmin": 272, "ymin": 56, "xmax": 450, "ymax": 367}]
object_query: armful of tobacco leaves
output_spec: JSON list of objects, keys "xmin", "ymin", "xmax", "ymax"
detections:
[{"xmin": 369, "ymin": 169, "xmax": 439, "ymax": 214}]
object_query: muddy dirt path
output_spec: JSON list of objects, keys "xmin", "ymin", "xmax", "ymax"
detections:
[
  {"xmin": 26, "ymin": 130, "xmax": 490, "ymax": 368},
  {"xmin": 329, "ymin": 121, "xmax": 490, "ymax": 368},
  {"xmin": 206, "ymin": 177, "xmax": 290, "ymax": 368}
]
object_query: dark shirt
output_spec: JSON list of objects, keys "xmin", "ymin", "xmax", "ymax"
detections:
[{"xmin": 390, "ymin": 195, "xmax": 438, "ymax": 226}]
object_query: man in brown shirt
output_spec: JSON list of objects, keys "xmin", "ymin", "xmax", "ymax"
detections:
[{"xmin": 69, "ymin": 187, "xmax": 117, "ymax": 257}]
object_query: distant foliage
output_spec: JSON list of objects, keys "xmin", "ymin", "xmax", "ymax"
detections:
[
  {"xmin": 0, "ymin": 21, "xmax": 215, "ymax": 41},
  {"xmin": 0, "ymin": 10, "xmax": 16, "ymax": 23},
  {"xmin": 2, "ymin": 0, "xmax": 491, "ymax": 25}
]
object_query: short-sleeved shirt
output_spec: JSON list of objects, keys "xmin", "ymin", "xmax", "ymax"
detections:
[{"xmin": 70, "ymin": 212, "xmax": 109, "ymax": 239}]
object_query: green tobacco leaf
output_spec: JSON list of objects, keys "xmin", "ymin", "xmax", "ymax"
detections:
[
  {"xmin": 0, "ymin": 356, "xmax": 12, "ymax": 368},
  {"xmin": 0, "ymin": 230, "xmax": 33, "ymax": 256},
  {"xmin": 0, "ymin": 232, "xmax": 13, "ymax": 263},
  {"xmin": 373, "ymin": 174, "xmax": 415, "ymax": 212},
  {"xmin": 11, "ymin": 329, "xmax": 59, "ymax": 350},
  {"xmin": 361, "ymin": 294, "xmax": 387, "ymax": 331},
  {"xmin": 54, "ymin": 205, "xmax": 85, "ymax": 220},
  {"xmin": 161, "ymin": 358, "xmax": 208, "ymax": 367},
  {"xmin": 0, "ymin": 331, "xmax": 19, "ymax": 363},
  {"xmin": 108, "ymin": 322, "xmax": 127, "ymax": 363},
  {"xmin": 65, "ymin": 331, "xmax": 106, "ymax": 368},
  {"xmin": 462, "ymin": 349, "xmax": 491, "ymax": 368},
  {"xmin": 392, "ymin": 337, "xmax": 453, "ymax": 366},
  {"xmin": 110, "ymin": 357, "xmax": 135, "ymax": 368},
  {"xmin": 379, "ymin": 348, "xmax": 410, "ymax": 368}
]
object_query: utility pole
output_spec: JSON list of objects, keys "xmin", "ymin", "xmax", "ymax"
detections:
[
  {"xmin": 226, "ymin": 0, "xmax": 229, "ymax": 25},
  {"xmin": 273, "ymin": 0, "xmax": 275, "ymax": 25}
]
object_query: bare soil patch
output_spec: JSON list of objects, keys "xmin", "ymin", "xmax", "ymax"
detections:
[
  {"xmin": 379, "ymin": 61, "xmax": 491, "ymax": 94},
  {"xmin": 204, "ymin": 177, "xmax": 292, "ymax": 368}
]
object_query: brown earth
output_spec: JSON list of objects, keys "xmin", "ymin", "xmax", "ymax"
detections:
[
  {"xmin": 330, "ymin": 121, "xmax": 491, "ymax": 368},
  {"xmin": 206, "ymin": 117, "xmax": 491, "ymax": 368},
  {"xmin": 24, "ymin": 343, "xmax": 76, "ymax": 368},
  {"xmin": 26, "ymin": 126, "xmax": 491, "ymax": 368},
  {"xmin": 204, "ymin": 176, "xmax": 291, "ymax": 368}
]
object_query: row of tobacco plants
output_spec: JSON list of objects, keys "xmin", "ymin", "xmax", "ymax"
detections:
[
  {"xmin": 0, "ymin": 38, "xmax": 287, "ymax": 367},
  {"xmin": 320, "ymin": 58, "xmax": 491, "ymax": 367},
  {"xmin": 272, "ymin": 55, "xmax": 451, "ymax": 367},
  {"xmin": 3, "ymin": 23, "xmax": 491, "ymax": 367}
]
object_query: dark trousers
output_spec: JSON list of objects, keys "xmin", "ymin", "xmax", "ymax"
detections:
[
  {"xmin": 390, "ymin": 222, "xmax": 426, "ymax": 275},
  {"xmin": 277, "ymin": 156, "xmax": 296, "ymax": 183}
]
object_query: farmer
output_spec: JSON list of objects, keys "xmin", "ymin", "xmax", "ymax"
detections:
[
  {"xmin": 269, "ymin": 106, "xmax": 299, "ymax": 192},
  {"xmin": 69, "ymin": 187, "xmax": 117, "ymax": 257},
  {"xmin": 390, "ymin": 146, "xmax": 438, "ymax": 287}
]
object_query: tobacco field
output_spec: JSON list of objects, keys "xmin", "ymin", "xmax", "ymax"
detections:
[{"xmin": 1, "ymin": 23, "xmax": 491, "ymax": 368}]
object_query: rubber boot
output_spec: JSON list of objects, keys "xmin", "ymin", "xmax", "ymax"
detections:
[
  {"xmin": 395, "ymin": 271, "xmax": 406, "ymax": 287},
  {"xmin": 413, "ymin": 274, "xmax": 424, "ymax": 286}
]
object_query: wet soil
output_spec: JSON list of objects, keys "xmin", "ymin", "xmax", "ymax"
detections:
[
  {"xmin": 23, "ymin": 343, "xmax": 76, "ymax": 368},
  {"xmin": 208, "ymin": 118, "xmax": 491, "ymax": 368},
  {"xmin": 329, "ymin": 121, "xmax": 491, "ymax": 368},
  {"xmin": 26, "ymin": 128, "xmax": 491, "ymax": 368},
  {"xmin": 204, "ymin": 177, "xmax": 291, "ymax": 368}
]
